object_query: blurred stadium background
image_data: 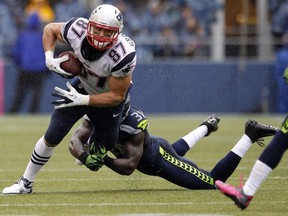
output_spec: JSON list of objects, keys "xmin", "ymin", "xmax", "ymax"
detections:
[
  {"xmin": 1, "ymin": 1, "xmax": 288, "ymax": 215},
  {"xmin": 0, "ymin": 0, "xmax": 287, "ymax": 115}
]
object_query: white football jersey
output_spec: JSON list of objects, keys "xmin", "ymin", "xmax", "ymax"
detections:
[{"xmin": 61, "ymin": 17, "xmax": 136, "ymax": 94}]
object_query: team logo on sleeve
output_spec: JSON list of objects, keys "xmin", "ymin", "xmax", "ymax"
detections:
[
  {"xmin": 122, "ymin": 64, "xmax": 134, "ymax": 74},
  {"xmin": 137, "ymin": 119, "xmax": 148, "ymax": 131},
  {"xmin": 281, "ymin": 117, "xmax": 288, "ymax": 133}
]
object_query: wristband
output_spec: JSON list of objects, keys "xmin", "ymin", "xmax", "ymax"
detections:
[
  {"xmin": 104, "ymin": 156, "xmax": 114, "ymax": 167},
  {"xmin": 78, "ymin": 152, "xmax": 89, "ymax": 164},
  {"xmin": 81, "ymin": 95, "xmax": 90, "ymax": 106},
  {"xmin": 45, "ymin": 50, "xmax": 54, "ymax": 59}
]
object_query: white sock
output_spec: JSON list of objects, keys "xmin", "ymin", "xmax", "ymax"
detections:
[
  {"xmin": 231, "ymin": 134, "xmax": 252, "ymax": 158},
  {"xmin": 182, "ymin": 125, "xmax": 207, "ymax": 149},
  {"xmin": 243, "ymin": 160, "xmax": 273, "ymax": 196},
  {"xmin": 23, "ymin": 136, "xmax": 54, "ymax": 182}
]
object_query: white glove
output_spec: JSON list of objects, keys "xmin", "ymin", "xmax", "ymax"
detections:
[
  {"xmin": 45, "ymin": 51, "xmax": 74, "ymax": 78},
  {"xmin": 52, "ymin": 82, "xmax": 90, "ymax": 109}
]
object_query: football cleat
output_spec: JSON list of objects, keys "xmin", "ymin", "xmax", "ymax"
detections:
[
  {"xmin": 215, "ymin": 180, "xmax": 253, "ymax": 210},
  {"xmin": 2, "ymin": 176, "xmax": 33, "ymax": 194},
  {"xmin": 200, "ymin": 114, "xmax": 220, "ymax": 136},
  {"xmin": 245, "ymin": 119, "xmax": 278, "ymax": 146}
]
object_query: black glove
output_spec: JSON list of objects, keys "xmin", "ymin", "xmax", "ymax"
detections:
[
  {"xmin": 89, "ymin": 142, "xmax": 107, "ymax": 159},
  {"xmin": 78, "ymin": 152, "xmax": 104, "ymax": 171}
]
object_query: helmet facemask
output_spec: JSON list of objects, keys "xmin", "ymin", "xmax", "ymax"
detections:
[{"xmin": 87, "ymin": 22, "xmax": 120, "ymax": 50}]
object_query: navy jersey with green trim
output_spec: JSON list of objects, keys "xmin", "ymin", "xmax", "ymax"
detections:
[
  {"xmin": 118, "ymin": 107, "xmax": 148, "ymax": 144},
  {"xmin": 111, "ymin": 107, "xmax": 149, "ymax": 158},
  {"xmin": 90, "ymin": 108, "xmax": 254, "ymax": 190},
  {"xmin": 137, "ymin": 136, "xmax": 216, "ymax": 190},
  {"xmin": 107, "ymin": 107, "xmax": 216, "ymax": 189}
]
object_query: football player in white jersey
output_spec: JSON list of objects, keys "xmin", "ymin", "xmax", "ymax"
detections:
[{"xmin": 2, "ymin": 4, "xmax": 136, "ymax": 194}]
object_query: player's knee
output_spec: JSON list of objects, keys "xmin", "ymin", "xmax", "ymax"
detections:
[{"xmin": 44, "ymin": 134, "xmax": 61, "ymax": 147}]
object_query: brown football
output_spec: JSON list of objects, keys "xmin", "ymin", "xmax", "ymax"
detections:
[{"xmin": 58, "ymin": 51, "xmax": 83, "ymax": 76}]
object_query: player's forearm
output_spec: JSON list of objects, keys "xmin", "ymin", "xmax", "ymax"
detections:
[
  {"xmin": 69, "ymin": 139, "xmax": 85, "ymax": 159},
  {"xmin": 104, "ymin": 156, "xmax": 136, "ymax": 175},
  {"xmin": 88, "ymin": 74, "xmax": 131, "ymax": 107},
  {"xmin": 89, "ymin": 92, "xmax": 125, "ymax": 107},
  {"xmin": 69, "ymin": 122, "xmax": 91, "ymax": 158},
  {"xmin": 42, "ymin": 22, "xmax": 65, "ymax": 52}
]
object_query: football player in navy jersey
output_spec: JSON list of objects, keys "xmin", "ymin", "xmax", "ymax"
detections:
[
  {"xmin": 3, "ymin": 4, "xmax": 136, "ymax": 194},
  {"xmin": 69, "ymin": 107, "xmax": 277, "ymax": 190}
]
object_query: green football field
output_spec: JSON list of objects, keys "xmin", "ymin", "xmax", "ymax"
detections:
[{"xmin": 0, "ymin": 114, "xmax": 287, "ymax": 216}]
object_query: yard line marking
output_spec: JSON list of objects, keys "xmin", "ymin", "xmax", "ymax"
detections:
[
  {"xmin": 0, "ymin": 201, "xmax": 287, "ymax": 207},
  {"xmin": 0, "ymin": 176, "xmax": 287, "ymax": 183},
  {"xmin": 116, "ymin": 214, "xmax": 232, "ymax": 216},
  {"xmin": 0, "ymin": 166, "xmax": 287, "ymax": 173}
]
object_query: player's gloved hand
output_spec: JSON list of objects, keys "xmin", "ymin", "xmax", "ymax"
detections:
[
  {"xmin": 51, "ymin": 82, "xmax": 89, "ymax": 109},
  {"xmin": 45, "ymin": 50, "xmax": 74, "ymax": 79},
  {"xmin": 78, "ymin": 152, "xmax": 104, "ymax": 171},
  {"xmin": 283, "ymin": 67, "xmax": 288, "ymax": 84},
  {"xmin": 89, "ymin": 142, "xmax": 107, "ymax": 160}
]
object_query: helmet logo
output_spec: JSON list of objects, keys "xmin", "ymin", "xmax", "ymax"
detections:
[{"xmin": 116, "ymin": 12, "xmax": 123, "ymax": 22}]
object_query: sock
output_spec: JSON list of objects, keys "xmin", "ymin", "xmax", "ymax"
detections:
[
  {"xmin": 210, "ymin": 151, "xmax": 241, "ymax": 182},
  {"xmin": 23, "ymin": 136, "xmax": 54, "ymax": 182},
  {"xmin": 182, "ymin": 125, "xmax": 207, "ymax": 149},
  {"xmin": 231, "ymin": 134, "xmax": 252, "ymax": 158},
  {"xmin": 243, "ymin": 160, "xmax": 272, "ymax": 196},
  {"xmin": 171, "ymin": 125, "xmax": 207, "ymax": 156},
  {"xmin": 211, "ymin": 134, "xmax": 252, "ymax": 181}
]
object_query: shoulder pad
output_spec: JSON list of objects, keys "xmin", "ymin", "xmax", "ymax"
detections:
[{"xmin": 120, "ymin": 107, "xmax": 148, "ymax": 135}]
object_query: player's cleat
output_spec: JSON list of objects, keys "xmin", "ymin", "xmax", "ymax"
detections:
[
  {"xmin": 215, "ymin": 180, "xmax": 253, "ymax": 210},
  {"xmin": 2, "ymin": 176, "xmax": 33, "ymax": 194},
  {"xmin": 245, "ymin": 119, "xmax": 278, "ymax": 146},
  {"xmin": 200, "ymin": 114, "xmax": 220, "ymax": 136}
]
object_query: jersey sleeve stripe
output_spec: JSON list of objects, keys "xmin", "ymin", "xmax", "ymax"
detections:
[
  {"xmin": 62, "ymin": 17, "xmax": 78, "ymax": 44},
  {"xmin": 111, "ymin": 51, "xmax": 136, "ymax": 72}
]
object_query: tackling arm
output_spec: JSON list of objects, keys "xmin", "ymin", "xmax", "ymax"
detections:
[
  {"xmin": 69, "ymin": 118, "xmax": 92, "ymax": 158},
  {"xmin": 70, "ymin": 119, "xmax": 106, "ymax": 171},
  {"xmin": 104, "ymin": 132, "xmax": 145, "ymax": 175},
  {"xmin": 69, "ymin": 117, "xmax": 144, "ymax": 174}
]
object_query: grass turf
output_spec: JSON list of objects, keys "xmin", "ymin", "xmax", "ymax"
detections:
[{"xmin": 0, "ymin": 113, "xmax": 287, "ymax": 216}]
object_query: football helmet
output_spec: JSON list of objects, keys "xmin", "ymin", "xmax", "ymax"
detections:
[{"xmin": 87, "ymin": 4, "xmax": 123, "ymax": 50}]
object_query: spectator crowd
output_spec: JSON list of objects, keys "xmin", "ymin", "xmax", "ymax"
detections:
[
  {"xmin": 0, "ymin": 0, "xmax": 222, "ymax": 61},
  {"xmin": 0, "ymin": 0, "xmax": 88, "ymax": 60},
  {"xmin": 2, "ymin": 0, "xmax": 288, "ymax": 61}
]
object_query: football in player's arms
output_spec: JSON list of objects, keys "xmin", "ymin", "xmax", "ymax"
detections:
[{"xmin": 58, "ymin": 51, "xmax": 83, "ymax": 77}]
